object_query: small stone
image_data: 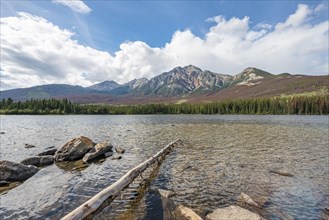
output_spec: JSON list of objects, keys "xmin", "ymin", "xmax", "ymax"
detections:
[
  {"xmin": 82, "ymin": 142, "xmax": 113, "ymax": 163},
  {"xmin": 25, "ymin": 144, "xmax": 36, "ymax": 148},
  {"xmin": 99, "ymin": 159, "xmax": 106, "ymax": 163},
  {"xmin": 158, "ymin": 188, "xmax": 176, "ymax": 198},
  {"xmin": 46, "ymin": 146, "xmax": 56, "ymax": 149},
  {"xmin": 240, "ymin": 192, "xmax": 261, "ymax": 208},
  {"xmin": 115, "ymin": 147, "xmax": 125, "ymax": 154},
  {"xmin": 112, "ymin": 156, "xmax": 122, "ymax": 160},
  {"xmin": 38, "ymin": 149, "xmax": 57, "ymax": 156},
  {"xmin": 0, "ymin": 132, "xmax": 5, "ymax": 134},
  {"xmin": 269, "ymin": 170, "xmax": 293, "ymax": 177}
]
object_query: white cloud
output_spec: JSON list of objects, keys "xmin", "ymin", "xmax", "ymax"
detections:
[
  {"xmin": 52, "ymin": 0, "xmax": 91, "ymax": 14},
  {"xmin": 0, "ymin": 4, "xmax": 328, "ymax": 90},
  {"xmin": 255, "ymin": 22, "xmax": 272, "ymax": 30},
  {"xmin": 315, "ymin": 3, "xmax": 326, "ymax": 12}
]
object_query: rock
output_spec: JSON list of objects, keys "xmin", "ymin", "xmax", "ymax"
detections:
[
  {"xmin": 55, "ymin": 136, "xmax": 95, "ymax": 162},
  {"xmin": 71, "ymin": 163, "xmax": 89, "ymax": 171},
  {"xmin": 112, "ymin": 156, "xmax": 122, "ymax": 160},
  {"xmin": 115, "ymin": 146, "xmax": 125, "ymax": 154},
  {"xmin": 82, "ymin": 142, "xmax": 113, "ymax": 163},
  {"xmin": 240, "ymin": 192, "xmax": 261, "ymax": 208},
  {"xmin": 46, "ymin": 146, "xmax": 56, "ymax": 149},
  {"xmin": 0, "ymin": 131, "xmax": 5, "ymax": 134},
  {"xmin": 206, "ymin": 205, "xmax": 265, "ymax": 220},
  {"xmin": 269, "ymin": 170, "xmax": 293, "ymax": 177},
  {"xmin": 56, "ymin": 160, "xmax": 88, "ymax": 171},
  {"xmin": 175, "ymin": 205, "xmax": 203, "ymax": 220},
  {"xmin": 0, "ymin": 160, "xmax": 39, "ymax": 182},
  {"xmin": 25, "ymin": 144, "xmax": 36, "ymax": 148},
  {"xmin": 21, "ymin": 156, "xmax": 54, "ymax": 167},
  {"xmin": 0, "ymin": 181, "xmax": 20, "ymax": 194},
  {"xmin": 0, "ymin": 181, "xmax": 10, "ymax": 187},
  {"xmin": 38, "ymin": 149, "xmax": 57, "ymax": 156},
  {"xmin": 105, "ymin": 152, "xmax": 113, "ymax": 157},
  {"xmin": 158, "ymin": 188, "xmax": 176, "ymax": 198}
]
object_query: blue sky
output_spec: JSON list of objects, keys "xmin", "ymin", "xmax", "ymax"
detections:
[{"xmin": 1, "ymin": 1, "xmax": 328, "ymax": 89}]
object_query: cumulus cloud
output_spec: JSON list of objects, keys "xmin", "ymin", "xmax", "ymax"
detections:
[
  {"xmin": 52, "ymin": 0, "xmax": 91, "ymax": 14},
  {"xmin": 0, "ymin": 4, "xmax": 328, "ymax": 90}
]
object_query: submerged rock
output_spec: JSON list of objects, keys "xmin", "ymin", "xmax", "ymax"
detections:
[
  {"xmin": 21, "ymin": 156, "xmax": 54, "ymax": 167},
  {"xmin": 175, "ymin": 205, "xmax": 203, "ymax": 220},
  {"xmin": 46, "ymin": 146, "xmax": 56, "ymax": 149},
  {"xmin": 0, "ymin": 181, "xmax": 10, "ymax": 187},
  {"xmin": 240, "ymin": 192, "xmax": 261, "ymax": 208},
  {"xmin": 115, "ymin": 146, "xmax": 125, "ymax": 154},
  {"xmin": 82, "ymin": 142, "xmax": 113, "ymax": 163},
  {"xmin": 25, "ymin": 144, "xmax": 36, "ymax": 148},
  {"xmin": 71, "ymin": 163, "xmax": 89, "ymax": 171},
  {"xmin": 55, "ymin": 136, "xmax": 95, "ymax": 162},
  {"xmin": 105, "ymin": 152, "xmax": 113, "ymax": 157},
  {"xmin": 0, "ymin": 160, "xmax": 39, "ymax": 182},
  {"xmin": 0, "ymin": 181, "xmax": 20, "ymax": 194},
  {"xmin": 56, "ymin": 160, "xmax": 89, "ymax": 171},
  {"xmin": 269, "ymin": 170, "xmax": 293, "ymax": 177},
  {"xmin": 111, "ymin": 156, "xmax": 122, "ymax": 160},
  {"xmin": 158, "ymin": 188, "xmax": 176, "ymax": 198},
  {"xmin": 206, "ymin": 205, "xmax": 265, "ymax": 220},
  {"xmin": 38, "ymin": 149, "xmax": 57, "ymax": 156}
]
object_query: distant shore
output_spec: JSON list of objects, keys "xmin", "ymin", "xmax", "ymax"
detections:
[{"xmin": 0, "ymin": 95, "xmax": 328, "ymax": 115}]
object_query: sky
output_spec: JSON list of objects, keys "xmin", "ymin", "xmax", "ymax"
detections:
[{"xmin": 0, "ymin": 0, "xmax": 328, "ymax": 90}]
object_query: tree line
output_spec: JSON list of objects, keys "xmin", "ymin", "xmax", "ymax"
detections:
[{"xmin": 0, "ymin": 95, "xmax": 328, "ymax": 115}]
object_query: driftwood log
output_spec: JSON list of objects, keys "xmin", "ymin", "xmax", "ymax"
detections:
[{"xmin": 61, "ymin": 139, "xmax": 180, "ymax": 220}]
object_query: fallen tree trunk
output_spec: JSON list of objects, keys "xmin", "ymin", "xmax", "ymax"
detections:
[{"xmin": 61, "ymin": 139, "xmax": 181, "ymax": 220}]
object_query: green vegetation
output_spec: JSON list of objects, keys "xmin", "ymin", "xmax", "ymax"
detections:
[{"xmin": 0, "ymin": 95, "xmax": 328, "ymax": 115}]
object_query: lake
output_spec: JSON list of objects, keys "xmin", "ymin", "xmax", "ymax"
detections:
[{"xmin": 0, "ymin": 115, "xmax": 328, "ymax": 219}]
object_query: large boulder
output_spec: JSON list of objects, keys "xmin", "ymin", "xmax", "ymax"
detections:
[
  {"xmin": 206, "ymin": 205, "xmax": 265, "ymax": 220},
  {"xmin": 175, "ymin": 205, "xmax": 203, "ymax": 220},
  {"xmin": 82, "ymin": 142, "xmax": 113, "ymax": 163},
  {"xmin": 55, "ymin": 136, "xmax": 95, "ymax": 162},
  {"xmin": 20, "ymin": 156, "xmax": 54, "ymax": 167},
  {"xmin": 0, "ymin": 160, "xmax": 39, "ymax": 182}
]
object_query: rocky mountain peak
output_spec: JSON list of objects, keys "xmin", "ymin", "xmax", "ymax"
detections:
[{"xmin": 88, "ymin": 80, "xmax": 120, "ymax": 92}]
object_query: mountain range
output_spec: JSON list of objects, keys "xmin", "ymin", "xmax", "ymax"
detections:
[{"xmin": 1, "ymin": 65, "xmax": 328, "ymax": 104}]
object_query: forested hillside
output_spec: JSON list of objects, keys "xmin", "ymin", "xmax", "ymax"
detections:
[{"xmin": 1, "ymin": 95, "xmax": 328, "ymax": 115}]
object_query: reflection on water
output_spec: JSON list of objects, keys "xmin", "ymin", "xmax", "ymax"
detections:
[{"xmin": 0, "ymin": 115, "xmax": 328, "ymax": 219}]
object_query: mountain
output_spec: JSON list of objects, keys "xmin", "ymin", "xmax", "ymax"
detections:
[
  {"xmin": 108, "ymin": 78, "xmax": 149, "ymax": 95},
  {"xmin": 0, "ymin": 84, "xmax": 96, "ymax": 101},
  {"xmin": 133, "ymin": 65, "xmax": 233, "ymax": 96},
  {"xmin": 231, "ymin": 67, "xmax": 273, "ymax": 86},
  {"xmin": 1, "ymin": 65, "xmax": 328, "ymax": 104},
  {"xmin": 88, "ymin": 80, "xmax": 120, "ymax": 92}
]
